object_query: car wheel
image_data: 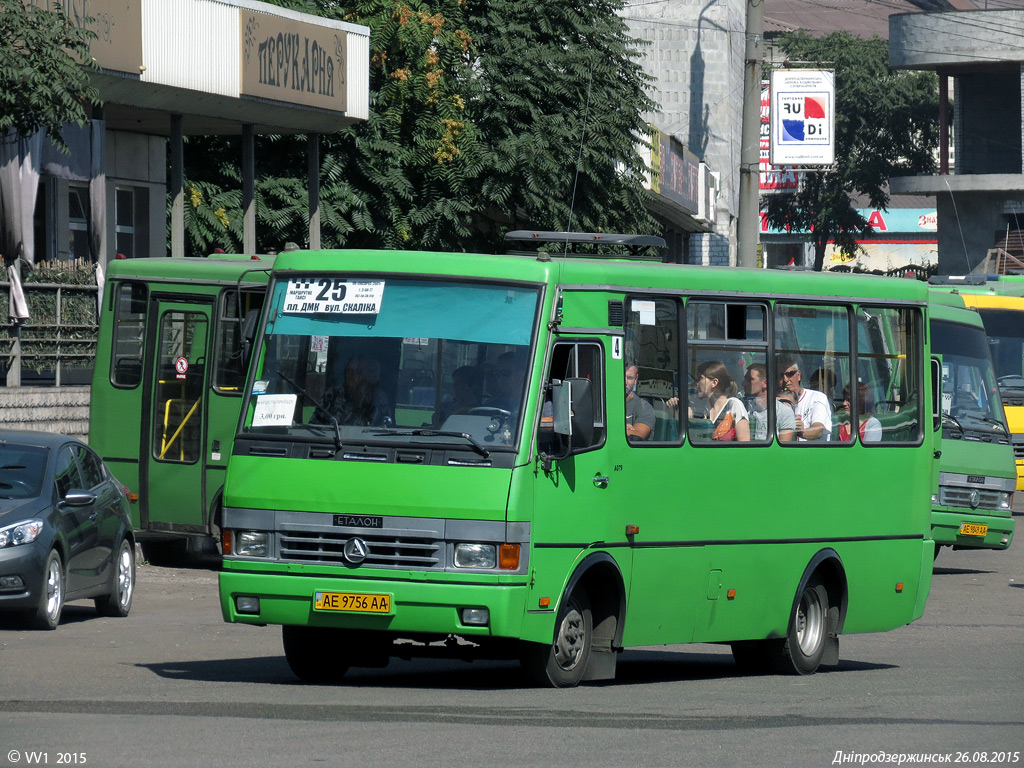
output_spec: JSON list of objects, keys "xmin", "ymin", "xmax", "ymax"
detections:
[
  {"xmin": 95, "ymin": 539, "xmax": 136, "ymax": 617},
  {"xmin": 32, "ymin": 550, "xmax": 65, "ymax": 630},
  {"xmin": 520, "ymin": 589, "xmax": 593, "ymax": 688}
]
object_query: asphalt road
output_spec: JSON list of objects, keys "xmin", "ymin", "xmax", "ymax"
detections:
[{"xmin": 1, "ymin": 511, "xmax": 1021, "ymax": 768}]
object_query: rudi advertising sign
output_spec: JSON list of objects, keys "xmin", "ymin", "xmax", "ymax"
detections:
[{"xmin": 769, "ymin": 69, "xmax": 835, "ymax": 166}]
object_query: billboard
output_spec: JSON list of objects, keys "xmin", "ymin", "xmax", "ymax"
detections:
[
  {"xmin": 241, "ymin": 12, "xmax": 348, "ymax": 112},
  {"xmin": 760, "ymin": 83, "xmax": 799, "ymax": 193},
  {"xmin": 770, "ymin": 69, "xmax": 835, "ymax": 166}
]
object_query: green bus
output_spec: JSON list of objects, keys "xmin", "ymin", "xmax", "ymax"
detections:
[
  {"xmin": 927, "ymin": 290, "xmax": 1015, "ymax": 555},
  {"xmin": 218, "ymin": 236, "xmax": 936, "ymax": 686},
  {"xmin": 931, "ymin": 275, "xmax": 1024, "ymax": 492},
  {"xmin": 89, "ymin": 255, "xmax": 273, "ymax": 562}
]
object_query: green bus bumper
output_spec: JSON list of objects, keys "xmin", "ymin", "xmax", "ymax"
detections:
[
  {"xmin": 219, "ymin": 568, "xmax": 530, "ymax": 639},
  {"xmin": 931, "ymin": 509, "xmax": 1015, "ymax": 550}
]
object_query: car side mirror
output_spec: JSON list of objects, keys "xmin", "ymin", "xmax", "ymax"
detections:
[{"xmin": 61, "ymin": 489, "xmax": 96, "ymax": 507}]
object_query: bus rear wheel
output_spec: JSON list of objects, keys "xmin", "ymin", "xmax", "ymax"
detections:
[
  {"xmin": 731, "ymin": 577, "xmax": 831, "ymax": 676},
  {"xmin": 779, "ymin": 577, "xmax": 829, "ymax": 675},
  {"xmin": 520, "ymin": 590, "xmax": 593, "ymax": 688}
]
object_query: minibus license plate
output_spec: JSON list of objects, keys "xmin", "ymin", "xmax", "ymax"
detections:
[
  {"xmin": 959, "ymin": 523, "xmax": 988, "ymax": 537},
  {"xmin": 314, "ymin": 591, "xmax": 392, "ymax": 613}
]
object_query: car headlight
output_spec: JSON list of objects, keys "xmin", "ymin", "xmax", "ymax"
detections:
[
  {"xmin": 0, "ymin": 519, "xmax": 44, "ymax": 548},
  {"xmin": 454, "ymin": 543, "xmax": 496, "ymax": 569},
  {"xmin": 235, "ymin": 531, "xmax": 269, "ymax": 557},
  {"xmin": 998, "ymin": 492, "xmax": 1013, "ymax": 511}
]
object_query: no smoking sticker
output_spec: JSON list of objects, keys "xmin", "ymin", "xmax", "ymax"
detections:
[{"xmin": 175, "ymin": 357, "xmax": 188, "ymax": 379}]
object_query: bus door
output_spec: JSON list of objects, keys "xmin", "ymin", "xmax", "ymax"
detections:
[
  {"xmin": 531, "ymin": 339, "xmax": 634, "ymax": 610},
  {"xmin": 141, "ymin": 299, "xmax": 212, "ymax": 535}
]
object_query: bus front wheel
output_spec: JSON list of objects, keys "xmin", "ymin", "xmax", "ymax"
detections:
[
  {"xmin": 520, "ymin": 590, "xmax": 593, "ymax": 688},
  {"xmin": 282, "ymin": 626, "xmax": 351, "ymax": 683}
]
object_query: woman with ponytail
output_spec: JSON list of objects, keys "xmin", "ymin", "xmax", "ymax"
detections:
[{"xmin": 694, "ymin": 360, "xmax": 750, "ymax": 442}]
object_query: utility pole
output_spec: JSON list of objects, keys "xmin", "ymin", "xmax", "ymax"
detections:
[{"xmin": 737, "ymin": 0, "xmax": 764, "ymax": 269}]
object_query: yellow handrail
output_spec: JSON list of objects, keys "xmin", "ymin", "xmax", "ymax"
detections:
[{"xmin": 159, "ymin": 398, "xmax": 200, "ymax": 460}]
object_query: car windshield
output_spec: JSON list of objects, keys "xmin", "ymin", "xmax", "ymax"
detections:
[
  {"xmin": 244, "ymin": 277, "xmax": 540, "ymax": 450},
  {"xmin": 932, "ymin": 319, "xmax": 1007, "ymax": 439},
  {"xmin": 0, "ymin": 444, "xmax": 49, "ymax": 499}
]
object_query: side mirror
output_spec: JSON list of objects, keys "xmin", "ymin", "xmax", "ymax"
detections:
[
  {"xmin": 931, "ymin": 355, "xmax": 942, "ymax": 432},
  {"xmin": 61, "ymin": 489, "xmax": 96, "ymax": 507},
  {"xmin": 549, "ymin": 377, "xmax": 595, "ymax": 457},
  {"xmin": 241, "ymin": 308, "xmax": 260, "ymax": 368}
]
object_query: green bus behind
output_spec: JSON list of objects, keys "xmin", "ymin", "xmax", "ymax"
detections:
[
  {"xmin": 928, "ymin": 290, "xmax": 1015, "ymax": 555},
  {"xmin": 218, "ymin": 242, "xmax": 936, "ymax": 686},
  {"xmin": 934, "ymin": 275, "xmax": 1024, "ymax": 492},
  {"xmin": 89, "ymin": 255, "xmax": 273, "ymax": 561}
]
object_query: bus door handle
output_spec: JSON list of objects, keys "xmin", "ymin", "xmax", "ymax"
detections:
[{"xmin": 592, "ymin": 475, "xmax": 609, "ymax": 489}]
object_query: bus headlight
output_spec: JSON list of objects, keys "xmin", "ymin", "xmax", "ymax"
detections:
[
  {"xmin": 236, "ymin": 531, "xmax": 269, "ymax": 557},
  {"xmin": 454, "ymin": 543, "xmax": 496, "ymax": 569},
  {"xmin": 998, "ymin": 492, "xmax": 1013, "ymax": 511}
]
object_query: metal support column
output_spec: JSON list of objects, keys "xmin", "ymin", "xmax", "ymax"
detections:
[
  {"xmin": 170, "ymin": 114, "xmax": 184, "ymax": 258},
  {"xmin": 242, "ymin": 124, "xmax": 256, "ymax": 254},
  {"xmin": 308, "ymin": 133, "xmax": 321, "ymax": 250},
  {"xmin": 737, "ymin": 0, "xmax": 764, "ymax": 269}
]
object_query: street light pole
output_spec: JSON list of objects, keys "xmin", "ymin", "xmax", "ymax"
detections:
[{"xmin": 737, "ymin": 0, "xmax": 764, "ymax": 269}]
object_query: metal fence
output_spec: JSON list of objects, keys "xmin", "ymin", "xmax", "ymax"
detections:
[{"xmin": 1, "ymin": 281, "xmax": 99, "ymax": 387}]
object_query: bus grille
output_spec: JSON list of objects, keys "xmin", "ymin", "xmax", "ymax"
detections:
[
  {"xmin": 1014, "ymin": 445, "xmax": 1024, "ymax": 461},
  {"xmin": 938, "ymin": 486, "xmax": 1005, "ymax": 511},
  {"xmin": 278, "ymin": 530, "xmax": 442, "ymax": 569}
]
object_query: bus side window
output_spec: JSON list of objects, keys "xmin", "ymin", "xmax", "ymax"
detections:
[
  {"xmin": 539, "ymin": 341, "xmax": 604, "ymax": 455},
  {"xmin": 214, "ymin": 289, "xmax": 267, "ymax": 393},
  {"xmin": 686, "ymin": 301, "xmax": 768, "ymax": 444},
  {"xmin": 774, "ymin": 303, "xmax": 850, "ymax": 444},
  {"xmin": 624, "ymin": 298, "xmax": 681, "ymax": 444},
  {"xmin": 110, "ymin": 281, "xmax": 147, "ymax": 388},
  {"xmin": 857, "ymin": 306, "xmax": 922, "ymax": 444}
]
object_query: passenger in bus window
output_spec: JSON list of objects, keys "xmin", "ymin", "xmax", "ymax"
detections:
[
  {"xmin": 743, "ymin": 363, "xmax": 796, "ymax": 442},
  {"xmin": 625, "ymin": 364, "xmax": 656, "ymax": 441},
  {"xmin": 778, "ymin": 357, "xmax": 832, "ymax": 441},
  {"xmin": 839, "ymin": 382, "xmax": 882, "ymax": 442},
  {"xmin": 693, "ymin": 361, "xmax": 750, "ymax": 442}
]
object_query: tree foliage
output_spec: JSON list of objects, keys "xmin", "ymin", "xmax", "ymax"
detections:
[
  {"xmin": 762, "ymin": 31, "xmax": 939, "ymax": 270},
  {"xmin": 0, "ymin": 0, "xmax": 99, "ymax": 153},
  {"xmin": 181, "ymin": 0, "xmax": 659, "ymax": 255}
]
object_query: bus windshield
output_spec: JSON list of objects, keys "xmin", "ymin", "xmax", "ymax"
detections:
[
  {"xmin": 244, "ymin": 277, "xmax": 541, "ymax": 450},
  {"xmin": 974, "ymin": 308, "xmax": 1024, "ymax": 395},
  {"xmin": 932, "ymin": 318, "xmax": 1007, "ymax": 440}
]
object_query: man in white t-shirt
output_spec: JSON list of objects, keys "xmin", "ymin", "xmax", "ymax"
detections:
[{"xmin": 778, "ymin": 357, "xmax": 832, "ymax": 441}]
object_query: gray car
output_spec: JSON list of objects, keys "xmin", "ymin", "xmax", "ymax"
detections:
[{"xmin": 0, "ymin": 430, "xmax": 135, "ymax": 629}]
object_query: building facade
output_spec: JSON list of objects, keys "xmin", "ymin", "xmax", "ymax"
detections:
[
  {"xmin": 1, "ymin": 0, "xmax": 370, "ymax": 269},
  {"xmin": 889, "ymin": 8, "xmax": 1024, "ymax": 275}
]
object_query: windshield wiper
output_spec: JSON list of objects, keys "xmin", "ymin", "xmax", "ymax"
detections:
[
  {"xmin": 942, "ymin": 412, "xmax": 965, "ymax": 436},
  {"xmin": 373, "ymin": 428, "xmax": 490, "ymax": 458},
  {"xmin": 971, "ymin": 415, "xmax": 1009, "ymax": 436},
  {"xmin": 276, "ymin": 371, "xmax": 342, "ymax": 452}
]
